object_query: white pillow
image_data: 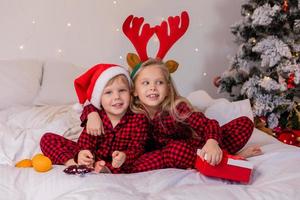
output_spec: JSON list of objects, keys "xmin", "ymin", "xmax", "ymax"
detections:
[
  {"xmin": 34, "ymin": 60, "xmax": 85, "ymax": 105},
  {"xmin": 0, "ymin": 59, "xmax": 43, "ymax": 109},
  {"xmin": 204, "ymin": 99, "xmax": 254, "ymax": 126},
  {"xmin": 187, "ymin": 90, "xmax": 229, "ymax": 111}
]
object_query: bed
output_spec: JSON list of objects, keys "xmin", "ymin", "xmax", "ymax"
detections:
[{"xmin": 1, "ymin": 59, "xmax": 300, "ymax": 200}]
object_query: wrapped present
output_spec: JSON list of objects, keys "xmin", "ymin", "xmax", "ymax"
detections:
[{"xmin": 195, "ymin": 149, "xmax": 253, "ymax": 183}]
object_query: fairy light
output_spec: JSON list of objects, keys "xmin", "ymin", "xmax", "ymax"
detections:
[
  {"xmin": 116, "ymin": 28, "xmax": 120, "ymax": 32},
  {"xmin": 67, "ymin": 23, "xmax": 72, "ymax": 27},
  {"xmin": 119, "ymin": 56, "xmax": 123, "ymax": 59},
  {"xmin": 113, "ymin": 1, "xmax": 117, "ymax": 4},
  {"xmin": 203, "ymin": 72, "xmax": 207, "ymax": 76},
  {"xmin": 195, "ymin": 48, "xmax": 199, "ymax": 52},
  {"xmin": 57, "ymin": 49, "xmax": 62, "ymax": 53},
  {"xmin": 32, "ymin": 20, "xmax": 36, "ymax": 24},
  {"xmin": 19, "ymin": 45, "xmax": 24, "ymax": 50}
]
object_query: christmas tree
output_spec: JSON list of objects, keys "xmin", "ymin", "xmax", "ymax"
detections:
[{"xmin": 217, "ymin": 0, "xmax": 300, "ymax": 131}]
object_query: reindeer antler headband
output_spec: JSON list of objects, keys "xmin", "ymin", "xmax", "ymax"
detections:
[{"xmin": 122, "ymin": 11, "xmax": 190, "ymax": 78}]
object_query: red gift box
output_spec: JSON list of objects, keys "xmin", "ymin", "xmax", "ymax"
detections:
[{"xmin": 195, "ymin": 149, "xmax": 253, "ymax": 183}]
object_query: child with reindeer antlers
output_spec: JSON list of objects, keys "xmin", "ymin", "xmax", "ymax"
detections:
[{"xmin": 81, "ymin": 11, "xmax": 262, "ymax": 173}]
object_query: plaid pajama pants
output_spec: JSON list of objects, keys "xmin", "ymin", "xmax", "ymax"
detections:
[
  {"xmin": 130, "ymin": 116, "xmax": 254, "ymax": 173},
  {"xmin": 40, "ymin": 133, "xmax": 136, "ymax": 173},
  {"xmin": 40, "ymin": 133, "xmax": 79, "ymax": 165}
]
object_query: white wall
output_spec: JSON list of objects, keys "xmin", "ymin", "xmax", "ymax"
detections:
[{"xmin": 0, "ymin": 0, "xmax": 242, "ymax": 98}]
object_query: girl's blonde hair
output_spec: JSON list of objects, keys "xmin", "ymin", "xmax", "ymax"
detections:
[
  {"xmin": 130, "ymin": 58, "xmax": 195, "ymax": 122},
  {"xmin": 106, "ymin": 74, "xmax": 130, "ymax": 88}
]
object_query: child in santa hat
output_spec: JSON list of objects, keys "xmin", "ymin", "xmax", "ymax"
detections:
[{"xmin": 40, "ymin": 64, "xmax": 148, "ymax": 173}]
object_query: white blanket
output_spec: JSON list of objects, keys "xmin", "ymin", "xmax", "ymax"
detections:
[{"xmin": 1, "ymin": 105, "xmax": 300, "ymax": 200}]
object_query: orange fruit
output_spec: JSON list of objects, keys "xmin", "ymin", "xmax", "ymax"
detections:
[
  {"xmin": 32, "ymin": 154, "xmax": 52, "ymax": 172},
  {"xmin": 32, "ymin": 153, "xmax": 44, "ymax": 160},
  {"xmin": 15, "ymin": 159, "xmax": 32, "ymax": 168}
]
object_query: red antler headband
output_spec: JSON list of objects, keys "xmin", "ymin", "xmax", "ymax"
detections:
[{"xmin": 122, "ymin": 11, "xmax": 190, "ymax": 78}]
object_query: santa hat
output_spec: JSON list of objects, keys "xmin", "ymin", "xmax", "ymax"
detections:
[{"xmin": 74, "ymin": 64, "xmax": 131, "ymax": 110}]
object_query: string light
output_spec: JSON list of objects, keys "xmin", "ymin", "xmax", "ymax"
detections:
[
  {"xmin": 116, "ymin": 28, "xmax": 120, "ymax": 32},
  {"xmin": 67, "ymin": 23, "xmax": 72, "ymax": 27},
  {"xmin": 19, "ymin": 45, "xmax": 24, "ymax": 50},
  {"xmin": 195, "ymin": 48, "xmax": 199, "ymax": 52},
  {"xmin": 32, "ymin": 20, "xmax": 36, "ymax": 24},
  {"xmin": 263, "ymin": 76, "xmax": 271, "ymax": 81},
  {"xmin": 113, "ymin": 1, "xmax": 117, "ymax": 4},
  {"xmin": 203, "ymin": 72, "xmax": 207, "ymax": 76},
  {"xmin": 57, "ymin": 49, "xmax": 62, "ymax": 53},
  {"xmin": 119, "ymin": 56, "xmax": 123, "ymax": 59}
]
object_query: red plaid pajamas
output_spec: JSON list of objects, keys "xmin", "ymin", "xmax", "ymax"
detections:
[
  {"xmin": 40, "ymin": 109, "xmax": 148, "ymax": 173},
  {"xmin": 81, "ymin": 103, "xmax": 254, "ymax": 173},
  {"xmin": 130, "ymin": 103, "xmax": 253, "ymax": 172}
]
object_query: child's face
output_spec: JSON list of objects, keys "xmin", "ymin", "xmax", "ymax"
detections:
[
  {"xmin": 134, "ymin": 65, "xmax": 169, "ymax": 112},
  {"xmin": 101, "ymin": 76, "xmax": 130, "ymax": 119}
]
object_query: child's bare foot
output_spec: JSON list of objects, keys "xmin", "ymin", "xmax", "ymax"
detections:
[
  {"xmin": 64, "ymin": 159, "xmax": 77, "ymax": 167},
  {"xmin": 237, "ymin": 146, "xmax": 263, "ymax": 158},
  {"xmin": 94, "ymin": 160, "xmax": 111, "ymax": 173}
]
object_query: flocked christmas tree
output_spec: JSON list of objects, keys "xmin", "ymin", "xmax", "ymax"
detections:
[{"xmin": 217, "ymin": 0, "xmax": 300, "ymax": 131}]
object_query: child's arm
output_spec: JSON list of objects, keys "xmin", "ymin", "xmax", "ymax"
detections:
[
  {"xmin": 119, "ymin": 115, "xmax": 148, "ymax": 167},
  {"xmin": 77, "ymin": 128, "xmax": 98, "ymax": 155},
  {"xmin": 80, "ymin": 104, "xmax": 104, "ymax": 135},
  {"xmin": 177, "ymin": 102, "xmax": 223, "ymax": 165},
  {"xmin": 178, "ymin": 102, "xmax": 222, "ymax": 144}
]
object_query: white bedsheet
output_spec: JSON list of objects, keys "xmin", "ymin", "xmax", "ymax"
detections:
[{"xmin": 0, "ymin": 105, "xmax": 300, "ymax": 200}]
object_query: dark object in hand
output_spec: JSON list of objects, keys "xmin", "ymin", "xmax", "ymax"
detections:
[{"xmin": 63, "ymin": 165, "xmax": 93, "ymax": 175}]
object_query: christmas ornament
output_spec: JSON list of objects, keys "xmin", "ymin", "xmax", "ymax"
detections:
[
  {"xmin": 283, "ymin": 0, "xmax": 289, "ymax": 12},
  {"xmin": 213, "ymin": 76, "xmax": 221, "ymax": 87},
  {"xmin": 287, "ymin": 73, "xmax": 296, "ymax": 89},
  {"xmin": 292, "ymin": 51, "xmax": 299, "ymax": 58}
]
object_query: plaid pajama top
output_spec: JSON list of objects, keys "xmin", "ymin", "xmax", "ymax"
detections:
[
  {"xmin": 79, "ymin": 108, "xmax": 148, "ymax": 168},
  {"xmin": 148, "ymin": 102, "xmax": 222, "ymax": 149},
  {"xmin": 81, "ymin": 103, "xmax": 221, "ymax": 150}
]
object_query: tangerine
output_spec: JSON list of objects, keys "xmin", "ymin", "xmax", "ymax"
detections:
[
  {"xmin": 32, "ymin": 154, "xmax": 52, "ymax": 172},
  {"xmin": 15, "ymin": 159, "xmax": 32, "ymax": 168}
]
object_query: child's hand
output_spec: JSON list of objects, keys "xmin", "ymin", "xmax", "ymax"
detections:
[
  {"xmin": 77, "ymin": 150, "xmax": 94, "ymax": 167},
  {"xmin": 94, "ymin": 160, "xmax": 111, "ymax": 173},
  {"xmin": 112, "ymin": 151, "xmax": 126, "ymax": 168},
  {"xmin": 87, "ymin": 112, "xmax": 104, "ymax": 136},
  {"xmin": 198, "ymin": 139, "xmax": 222, "ymax": 166}
]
